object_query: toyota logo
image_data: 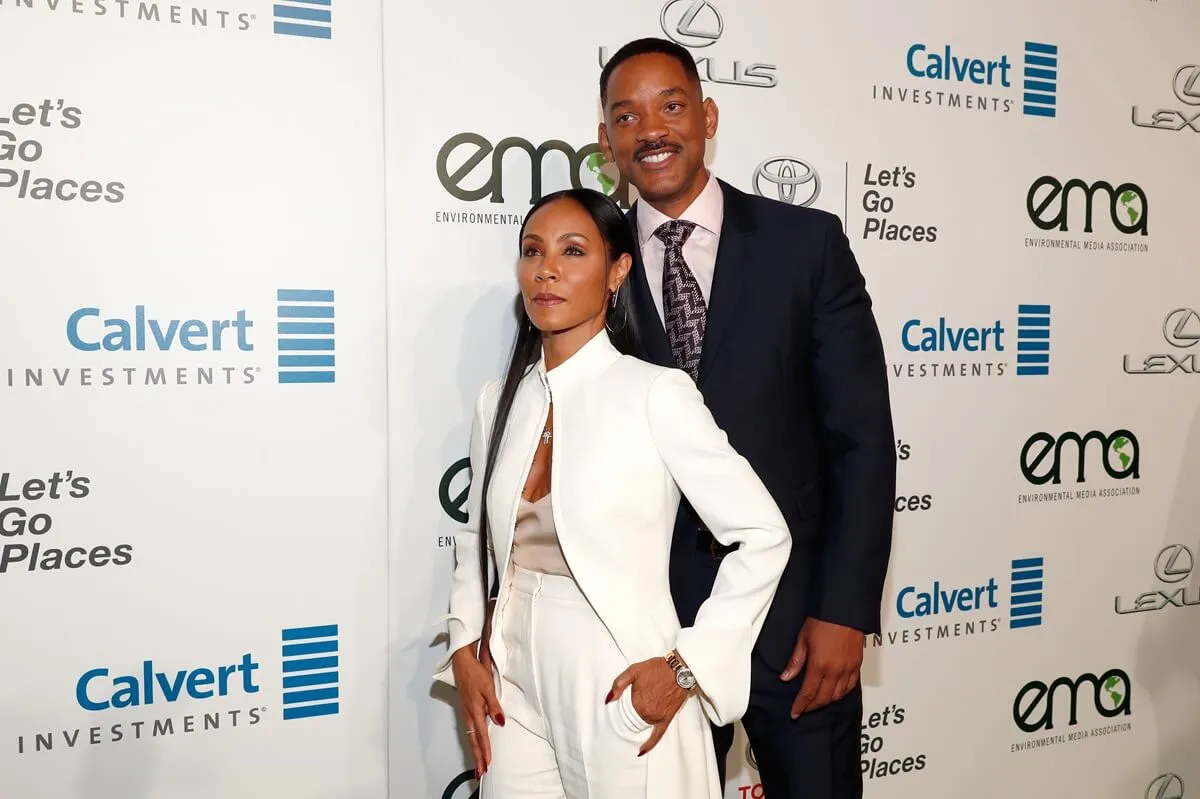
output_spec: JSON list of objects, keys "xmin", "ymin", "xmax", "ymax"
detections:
[
  {"xmin": 1154, "ymin": 545, "xmax": 1194, "ymax": 584},
  {"xmin": 1173, "ymin": 65, "xmax": 1200, "ymax": 106},
  {"xmin": 752, "ymin": 157, "xmax": 821, "ymax": 207},
  {"xmin": 660, "ymin": 0, "xmax": 723, "ymax": 48},
  {"xmin": 1163, "ymin": 308, "xmax": 1200, "ymax": 348},
  {"xmin": 1147, "ymin": 773, "xmax": 1185, "ymax": 799}
]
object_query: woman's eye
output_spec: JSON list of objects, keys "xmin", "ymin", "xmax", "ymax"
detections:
[
  {"xmin": 522, "ymin": 246, "xmax": 540, "ymax": 257},
  {"xmin": 564, "ymin": 246, "xmax": 584, "ymax": 256}
]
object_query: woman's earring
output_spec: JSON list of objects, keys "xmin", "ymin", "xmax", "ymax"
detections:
[{"xmin": 610, "ymin": 284, "xmax": 620, "ymax": 308}]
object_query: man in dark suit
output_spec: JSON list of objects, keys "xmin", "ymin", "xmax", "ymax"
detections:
[{"xmin": 596, "ymin": 38, "xmax": 897, "ymax": 798}]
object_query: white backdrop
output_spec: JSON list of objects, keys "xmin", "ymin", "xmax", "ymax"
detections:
[
  {"xmin": 384, "ymin": 2, "xmax": 1200, "ymax": 799},
  {"xmin": 2, "ymin": 0, "xmax": 1198, "ymax": 797},
  {"xmin": 0, "ymin": 0, "xmax": 390, "ymax": 795}
]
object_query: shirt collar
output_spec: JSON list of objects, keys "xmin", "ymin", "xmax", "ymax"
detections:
[{"xmin": 635, "ymin": 171, "xmax": 724, "ymax": 247}]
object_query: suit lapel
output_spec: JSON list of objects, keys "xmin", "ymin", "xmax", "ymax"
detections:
[
  {"xmin": 625, "ymin": 205, "xmax": 675, "ymax": 368},
  {"xmin": 696, "ymin": 180, "xmax": 755, "ymax": 386}
]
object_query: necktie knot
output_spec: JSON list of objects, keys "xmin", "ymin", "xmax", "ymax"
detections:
[{"xmin": 653, "ymin": 219, "xmax": 696, "ymax": 250}]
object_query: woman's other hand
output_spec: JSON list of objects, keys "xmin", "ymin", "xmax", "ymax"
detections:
[{"xmin": 451, "ymin": 643, "xmax": 505, "ymax": 779}]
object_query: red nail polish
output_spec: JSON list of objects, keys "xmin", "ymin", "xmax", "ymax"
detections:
[
  {"xmin": 637, "ymin": 751, "xmax": 645, "ymax": 757},
  {"xmin": 605, "ymin": 690, "xmax": 614, "ymax": 704},
  {"xmin": 496, "ymin": 713, "xmax": 506, "ymax": 726}
]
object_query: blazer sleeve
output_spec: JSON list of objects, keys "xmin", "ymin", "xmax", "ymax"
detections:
[
  {"xmin": 807, "ymin": 215, "xmax": 897, "ymax": 635},
  {"xmin": 432, "ymin": 381, "xmax": 496, "ymax": 688},
  {"xmin": 646, "ymin": 369, "xmax": 792, "ymax": 726}
]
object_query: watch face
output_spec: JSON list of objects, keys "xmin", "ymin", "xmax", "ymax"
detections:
[{"xmin": 677, "ymin": 669, "xmax": 697, "ymax": 690}]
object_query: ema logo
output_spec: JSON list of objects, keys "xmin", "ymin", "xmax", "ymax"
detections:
[
  {"xmin": 873, "ymin": 40, "xmax": 1058, "ymax": 118},
  {"xmin": 870, "ymin": 555, "xmax": 1046, "ymax": 648},
  {"xmin": 891, "ymin": 304, "xmax": 1051, "ymax": 379},
  {"xmin": 1010, "ymin": 667, "xmax": 1133, "ymax": 751},
  {"xmin": 4, "ymin": 289, "xmax": 336, "ymax": 391},
  {"xmin": 16, "ymin": 623, "xmax": 340, "ymax": 756},
  {"xmin": 272, "ymin": 0, "xmax": 332, "ymax": 39}
]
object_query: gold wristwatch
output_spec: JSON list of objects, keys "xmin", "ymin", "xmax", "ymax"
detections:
[{"xmin": 665, "ymin": 649, "xmax": 697, "ymax": 691}]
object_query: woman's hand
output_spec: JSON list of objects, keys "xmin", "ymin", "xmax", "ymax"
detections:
[
  {"xmin": 606, "ymin": 657, "xmax": 690, "ymax": 756},
  {"xmin": 451, "ymin": 643, "xmax": 505, "ymax": 779}
]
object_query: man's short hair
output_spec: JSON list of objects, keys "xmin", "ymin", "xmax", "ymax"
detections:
[{"xmin": 599, "ymin": 37, "xmax": 702, "ymax": 107}]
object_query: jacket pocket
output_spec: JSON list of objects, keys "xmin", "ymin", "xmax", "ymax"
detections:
[{"xmin": 611, "ymin": 687, "xmax": 653, "ymax": 738}]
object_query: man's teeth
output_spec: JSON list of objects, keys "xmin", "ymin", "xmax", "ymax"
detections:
[{"xmin": 641, "ymin": 151, "xmax": 673, "ymax": 164}]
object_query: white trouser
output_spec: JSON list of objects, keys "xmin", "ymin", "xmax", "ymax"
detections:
[{"xmin": 481, "ymin": 564, "xmax": 650, "ymax": 799}]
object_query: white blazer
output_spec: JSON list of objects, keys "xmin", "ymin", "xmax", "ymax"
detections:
[{"xmin": 434, "ymin": 330, "xmax": 790, "ymax": 798}]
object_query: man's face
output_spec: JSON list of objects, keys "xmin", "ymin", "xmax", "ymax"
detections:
[{"xmin": 599, "ymin": 53, "xmax": 718, "ymax": 212}]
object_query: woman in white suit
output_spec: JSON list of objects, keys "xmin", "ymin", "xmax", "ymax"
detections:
[{"xmin": 434, "ymin": 188, "xmax": 791, "ymax": 799}]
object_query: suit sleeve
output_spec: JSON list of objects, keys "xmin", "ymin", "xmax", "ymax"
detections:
[
  {"xmin": 807, "ymin": 215, "xmax": 897, "ymax": 636},
  {"xmin": 432, "ymin": 382, "xmax": 496, "ymax": 688},
  {"xmin": 646, "ymin": 369, "xmax": 792, "ymax": 726}
]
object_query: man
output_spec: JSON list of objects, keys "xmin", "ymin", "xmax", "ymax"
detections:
[{"xmin": 596, "ymin": 38, "xmax": 897, "ymax": 798}]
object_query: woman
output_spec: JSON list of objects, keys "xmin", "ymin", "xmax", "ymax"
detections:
[{"xmin": 433, "ymin": 188, "xmax": 791, "ymax": 799}]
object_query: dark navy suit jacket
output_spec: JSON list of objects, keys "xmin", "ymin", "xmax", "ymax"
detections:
[{"xmin": 626, "ymin": 178, "xmax": 897, "ymax": 674}]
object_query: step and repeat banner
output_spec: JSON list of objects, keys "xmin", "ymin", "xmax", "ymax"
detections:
[
  {"xmin": 0, "ymin": 0, "xmax": 390, "ymax": 796},
  {"xmin": 3, "ymin": 0, "xmax": 1198, "ymax": 797},
  {"xmin": 385, "ymin": 1, "xmax": 1200, "ymax": 799}
]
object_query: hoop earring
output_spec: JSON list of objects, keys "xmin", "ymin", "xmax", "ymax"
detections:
[
  {"xmin": 610, "ymin": 284, "xmax": 620, "ymax": 309},
  {"xmin": 606, "ymin": 290, "xmax": 628, "ymax": 334}
]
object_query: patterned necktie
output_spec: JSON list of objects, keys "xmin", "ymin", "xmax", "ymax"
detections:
[{"xmin": 654, "ymin": 220, "xmax": 705, "ymax": 381}]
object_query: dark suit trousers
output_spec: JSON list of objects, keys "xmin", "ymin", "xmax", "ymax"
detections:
[
  {"xmin": 672, "ymin": 544, "xmax": 863, "ymax": 799},
  {"xmin": 712, "ymin": 653, "xmax": 863, "ymax": 799}
]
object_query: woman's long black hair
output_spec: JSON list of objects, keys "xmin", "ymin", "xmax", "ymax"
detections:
[{"xmin": 476, "ymin": 188, "xmax": 643, "ymax": 613}]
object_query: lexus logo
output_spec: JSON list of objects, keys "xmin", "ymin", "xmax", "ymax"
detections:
[
  {"xmin": 660, "ymin": 0, "xmax": 723, "ymax": 48},
  {"xmin": 1163, "ymin": 308, "xmax": 1200, "ymax": 348},
  {"xmin": 1147, "ymin": 773, "xmax": 1185, "ymax": 799},
  {"xmin": 1173, "ymin": 65, "xmax": 1200, "ymax": 106},
  {"xmin": 1154, "ymin": 545, "xmax": 1194, "ymax": 584},
  {"xmin": 752, "ymin": 157, "xmax": 821, "ymax": 207}
]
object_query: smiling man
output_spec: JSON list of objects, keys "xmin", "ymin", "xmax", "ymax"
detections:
[{"xmin": 597, "ymin": 37, "xmax": 898, "ymax": 799}]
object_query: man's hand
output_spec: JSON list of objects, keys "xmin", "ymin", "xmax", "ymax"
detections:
[
  {"xmin": 780, "ymin": 617, "xmax": 864, "ymax": 718},
  {"xmin": 607, "ymin": 658, "xmax": 690, "ymax": 756}
]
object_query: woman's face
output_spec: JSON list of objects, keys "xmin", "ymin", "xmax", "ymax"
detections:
[{"xmin": 518, "ymin": 197, "xmax": 631, "ymax": 337}]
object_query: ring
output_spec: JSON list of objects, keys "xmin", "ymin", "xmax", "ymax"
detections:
[{"xmin": 465, "ymin": 729, "xmax": 476, "ymax": 735}]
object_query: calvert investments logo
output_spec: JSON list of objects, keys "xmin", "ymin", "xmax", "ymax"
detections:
[
  {"xmin": 1115, "ymin": 545, "xmax": 1198, "ymax": 615},
  {"xmin": 3, "ymin": 288, "xmax": 337, "ymax": 391},
  {"xmin": 0, "ymin": 0, "xmax": 334, "ymax": 39},
  {"xmin": 870, "ymin": 556, "xmax": 1045, "ymax": 648},
  {"xmin": 1123, "ymin": 308, "xmax": 1200, "ymax": 375},
  {"xmin": 1024, "ymin": 176, "xmax": 1149, "ymax": 254},
  {"xmin": 1010, "ymin": 667, "xmax": 1132, "ymax": 752},
  {"xmin": 873, "ymin": 40, "xmax": 1058, "ymax": 117},
  {"xmin": 1017, "ymin": 428, "xmax": 1141, "ymax": 505},
  {"xmin": 889, "ymin": 304, "xmax": 1051, "ymax": 379},
  {"xmin": 13, "ymin": 623, "xmax": 341, "ymax": 756},
  {"xmin": 1132, "ymin": 65, "xmax": 1200, "ymax": 132},
  {"xmin": 272, "ymin": 0, "xmax": 331, "ymax": 39},
  {"xmin": 598, "ymin": 1, "xmax": 778, "ymax": 89},
  {"xmin": 434, "ymin": 132, "xmax": 628, "ymax": 225}
]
